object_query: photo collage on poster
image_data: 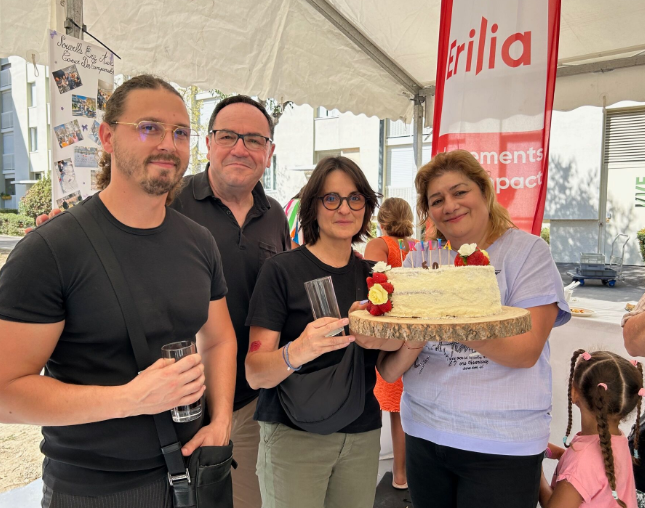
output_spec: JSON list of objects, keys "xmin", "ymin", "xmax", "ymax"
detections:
[{"xmin": 49, "ymin": 31, "xmax": 114, "ymax": 209}]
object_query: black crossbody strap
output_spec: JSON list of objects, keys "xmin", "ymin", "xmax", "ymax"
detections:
[{"xmin": 68, "ymin": 204, "xmax": 187, "ymax": 479}]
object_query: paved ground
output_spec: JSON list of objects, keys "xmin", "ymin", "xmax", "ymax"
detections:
[
  {"xmin": 0, "ymin": 235, "xmax": 21, "ymax": 253},
  {"xmin": 1, "ymin": 256, "xmax": 643, "ymax": 507}
]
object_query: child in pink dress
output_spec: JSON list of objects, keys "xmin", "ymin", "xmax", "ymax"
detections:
[{"xmin": 540, "ymin": 350, "xmax": 643, "ymax": 508}]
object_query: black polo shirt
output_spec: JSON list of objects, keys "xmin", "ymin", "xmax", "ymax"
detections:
[{"xmin": 171, "ymin": 167, "xmax": 290, "ymax": 410}]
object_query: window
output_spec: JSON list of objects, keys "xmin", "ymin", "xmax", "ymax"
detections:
[
  {"xmin": 317, "ymin": 106, "xmax": 340, "ymax": 118},
  {"xmin": 2, "ymin": 133, "xmax": 13, "ymax": 154},
  {"xmin": 1, "ymin": 91, "xmax": 12, "ymax": 113},
  {"xmin": 29, "ymin": 82, "xmax": 37, "ymax": 107},
  {"xmin": 263, "ymin": 156, "xmax": 277, "ymax": 191},
  {"xmin": 4, "ymin": 178, "xmax": 15, "ymax": 195},
  {"xmin": 29, "ymin": 127, "xmax": 37, "ymax": 152}
]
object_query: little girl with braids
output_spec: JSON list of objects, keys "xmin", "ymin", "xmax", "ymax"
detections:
[{"xmin": 540, "ymin": 350, "xmax": 643, "ymax": 508}]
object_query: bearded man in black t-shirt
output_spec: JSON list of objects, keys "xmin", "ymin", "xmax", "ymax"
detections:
[{"xmin": 0, "ymin": 75, "xmax": 237, "ymax": 507}]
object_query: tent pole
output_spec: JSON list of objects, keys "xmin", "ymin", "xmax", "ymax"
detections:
[
  {"xmin": 413, "ymin": 94, "xmax": 424, "ymax": 169},
  {"xmin": 413, "ymin": 94, "xmax": 425, "ymax": 239},
  {"xmin": 65, "ymin": 0, "xmax": 84, "ymax": 39},
  {"xmin": 304, "ymin": 0, "xmax": 421, "ymax": 96},
  {"xmin": 598, "ymin": 97, "xmax": 608, "ymax": 254}
]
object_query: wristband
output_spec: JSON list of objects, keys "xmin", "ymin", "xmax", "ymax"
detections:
[{"xmin": 282, "ymin": 341, "xmax": 302, "ymax": 371}]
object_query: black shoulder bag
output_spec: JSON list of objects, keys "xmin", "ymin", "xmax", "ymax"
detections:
[
  {"xmin": 68, "ymin": 204, "xmax": 234, "ymax": 508},
  {"xmin": 276, "ymin": 257, "xmax": 368, "ymax": 435}
]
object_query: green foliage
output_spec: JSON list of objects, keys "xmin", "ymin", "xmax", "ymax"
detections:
[
  {"xmin": 369, "ymin": 220, "xmax": 378, "ymax": 239},
  {"xmin": 637, "ymin": 228, "xmax": 645, "ymax": 262},
  {"xmin": 19, "ymin": 176, "xmax": 52, "ymax": 220},
  {"xmin": 541, "ymin": 227, "xmax": 550, "ymax": 245},
  {"xmin": 0, "ymin": 212, "xmax": 34, "ymax": 236}
]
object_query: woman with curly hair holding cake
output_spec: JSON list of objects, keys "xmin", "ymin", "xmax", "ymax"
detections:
[
  {"xmin": 364, "ymin": 197, "xmax": 417, "ymax": 490},
  {"xmin": 377, "ymin": 149, "xmax": 571, "ymax": 508}
]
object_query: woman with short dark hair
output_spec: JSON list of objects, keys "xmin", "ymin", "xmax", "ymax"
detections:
[{"xmin": 245, "ymin": 156, "xmax": 398, "ymax": 508}]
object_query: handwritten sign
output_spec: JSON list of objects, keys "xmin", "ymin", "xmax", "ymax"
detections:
[{"xmin": 49, "ymin": 30, "xmax": 114, "ymax": 208}]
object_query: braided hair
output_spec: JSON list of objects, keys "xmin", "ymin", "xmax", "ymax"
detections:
[{"xmin": 565, "ymin": 350, "xmax": 643, "ymax": 508}]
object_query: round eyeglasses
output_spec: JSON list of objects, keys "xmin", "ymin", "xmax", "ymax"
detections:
[
  {"xmin": 318, "ymin": 193, "xmax": 367, "ymax": 211},
  {"xmin": 210, "ymin": 129, "xmax": 272, "ymax": 151},
  {"xmin": 111, "ymin": 121, "xmax": 198, "ymax": 149}
]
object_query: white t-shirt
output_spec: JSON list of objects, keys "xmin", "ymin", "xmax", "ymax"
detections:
[{"xmin": 400, "ymin": 229, "xmax": 571, "ymax": 456}]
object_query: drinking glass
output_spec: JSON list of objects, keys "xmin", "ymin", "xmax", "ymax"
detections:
[
  {"xmin": 304, "ymin": 276, "xmax": 345, "ymax": 337},
  {"xmin": 161, "ymin": 340, "xmax": 203, "ymax": 423}
]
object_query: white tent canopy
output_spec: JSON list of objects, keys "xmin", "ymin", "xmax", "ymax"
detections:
[{"xmin": 1, "ymin": 0, "xmax": 644, "ymax": 120}]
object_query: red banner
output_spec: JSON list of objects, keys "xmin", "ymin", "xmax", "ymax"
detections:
[{"xmin": 432, "ymin": 0, "xmax": 561, "ymax": 234}]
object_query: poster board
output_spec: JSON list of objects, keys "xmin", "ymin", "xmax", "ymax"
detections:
[
  {"xmin": 431, "ymin": 0, "xmax": 560, "ymax": 234},
  {"xmin": 48, "ymin": 30, "xmax": 114, "ymax": 209}
]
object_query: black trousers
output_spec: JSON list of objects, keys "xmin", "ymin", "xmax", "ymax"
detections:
[
  {"xmin": 41, "ymin": 476, "xmax": 173, "ymax": 508},
  {"xmin": 405, "ymin": 434, "xmax": 543, "ymax": 508}
]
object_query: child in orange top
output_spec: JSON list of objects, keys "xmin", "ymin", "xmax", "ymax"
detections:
[
  {"xmin": 540, "ymin": 350, "xmax": 642, "ymax": 508},
  {"xmin": 364, "ymin": 197, "xmax": 415, "ymax": 490}
]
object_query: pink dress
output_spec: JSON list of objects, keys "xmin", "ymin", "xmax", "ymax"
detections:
[{"xmin": 552, "ymin": 433, "xmax": 637, "ymax": 507}]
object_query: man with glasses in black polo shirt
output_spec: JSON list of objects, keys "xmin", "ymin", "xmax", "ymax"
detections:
[{"xmin": 171, "ymin": 96, "xmax": 290, "ymax": 508}]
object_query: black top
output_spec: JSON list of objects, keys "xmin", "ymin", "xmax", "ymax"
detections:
[
  {"xmin": 0, "ymin": 195, "xmax": 227, "ymax": 496},
  {"xmin": 246, "ymin": 246, "xmax": 381, "ymax": 434},
  {"xmin": 171, "ymin": 168, "xmax": 291, "ymax": 410},
  {"xmin": 631, "ymin": 421, "xmax": 645, "ymax": 491}
]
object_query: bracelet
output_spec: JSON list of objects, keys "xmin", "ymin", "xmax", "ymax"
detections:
[{"xmin": 282, "ymin": 341, "xmax": 302, "ymax": 371}]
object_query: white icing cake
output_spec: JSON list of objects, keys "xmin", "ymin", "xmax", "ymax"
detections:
[{"xmin": 387, "ymin": 265, "xmax": 502, "ymax": 318}]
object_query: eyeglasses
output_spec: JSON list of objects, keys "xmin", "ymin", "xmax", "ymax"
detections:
[
  {"xmin": 210, "ymin": 129, "xmax": 272, "ymax": 151},
  {"xmin": 318, "ymin": 193, "xmax": 367, "ymax": 211},
  {"xmin": 111, "ymin": 121, "xmax": 198, "ymax": 149}
]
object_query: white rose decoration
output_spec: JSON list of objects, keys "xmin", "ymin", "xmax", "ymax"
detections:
[
  {"xmin": 373, "ymin": 261, "xmax": 391, "ymax": 273},
  {"xmin": 457, "ymin": 243, "xmax": 477, "ymax": 257}
]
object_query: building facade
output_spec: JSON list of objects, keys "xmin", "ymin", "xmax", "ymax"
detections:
[{"xmin": 0, "ymin": 56, "xmax": 51, "ymax": 210}]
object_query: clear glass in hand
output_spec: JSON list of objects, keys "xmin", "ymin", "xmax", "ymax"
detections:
[
  {"xmin": 160, "ymin": 340, "xmax": 202, "ymax": 423},
  {"xmin": 304, "ymin": 276, "xmax": 345, "ymax": 337}
]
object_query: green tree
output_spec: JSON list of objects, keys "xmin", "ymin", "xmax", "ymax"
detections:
[
  {"xmin": 637, "ymin": 228, "xmax": 645, "ymax": 262},
  {"xmin": 19, "ymin": 176, "xmax": 52, "ymax": 219}
]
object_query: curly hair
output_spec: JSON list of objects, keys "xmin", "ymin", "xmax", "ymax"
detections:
[
  {"xmin": 415, "ymin": 150, "xmax": 516, "ymax": 241},
  {"xmin": 96, "ymin": 75, "xmax": 185, "ymax": 205},
  {"xmin": 377, "ymin": 197, "xmax": 414, "ymax": 238}
]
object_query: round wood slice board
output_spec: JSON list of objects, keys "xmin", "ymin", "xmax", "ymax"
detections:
[{"xmin": 349, "ymin": 306, "xmax": 531, "ymax": 343}]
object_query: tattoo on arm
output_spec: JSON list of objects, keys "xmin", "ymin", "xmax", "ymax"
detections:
[{"xmin": 249, "ymin": 341, "xmax": 262, "ymax": 353}]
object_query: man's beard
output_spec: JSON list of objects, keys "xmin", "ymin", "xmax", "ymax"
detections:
[{"xmin": 113, "ymin": 142, "xmax": 186, "ymax": 197}]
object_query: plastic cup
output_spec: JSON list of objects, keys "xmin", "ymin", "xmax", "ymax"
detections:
[
  {"xmin": 161, "ymin": 340, "xmax": 202, "ymax": 423},
  {"xmin": 304, "ymin": 276, "xmax": 345, "ymax": 337}
]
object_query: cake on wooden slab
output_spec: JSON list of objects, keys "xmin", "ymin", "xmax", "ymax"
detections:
[
  {"xmin": 387, "ymin": 265, "xmax": 502, "ymax": 319},
  {"xmin": 366, "ymin": 243, "xmax": 501, "ymax": 319}
]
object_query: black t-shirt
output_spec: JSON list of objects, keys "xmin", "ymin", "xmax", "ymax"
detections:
[
  {"xmin": 245, "ymin": 246, "xmax": 381, "ymax": 434},
  {"xmin": 0, "ymin": 195, "xmax": 227, "ymax": 496},
  {"xmin": 171, "ymin": 169, "xmax": 290, "ymax": 410}
]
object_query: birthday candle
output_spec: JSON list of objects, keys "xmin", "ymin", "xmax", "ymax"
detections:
[
  {"xmin": 409, "ymin": 241, "xmax": 417, "ymax": 268},
  {"xmin": 420, "ymin": 241, "xmax": 426, "ymax": 264},
  {"xmin": 398, "ymin": 239, "xmax": 404, "ymax": 265},
  {"xmin": 446, "ymin": 240, "xmax": 452, "ymax": 250},
  {"xmin": 438, "ymin": 239, "xmax": 442, "ymax": 250}
]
